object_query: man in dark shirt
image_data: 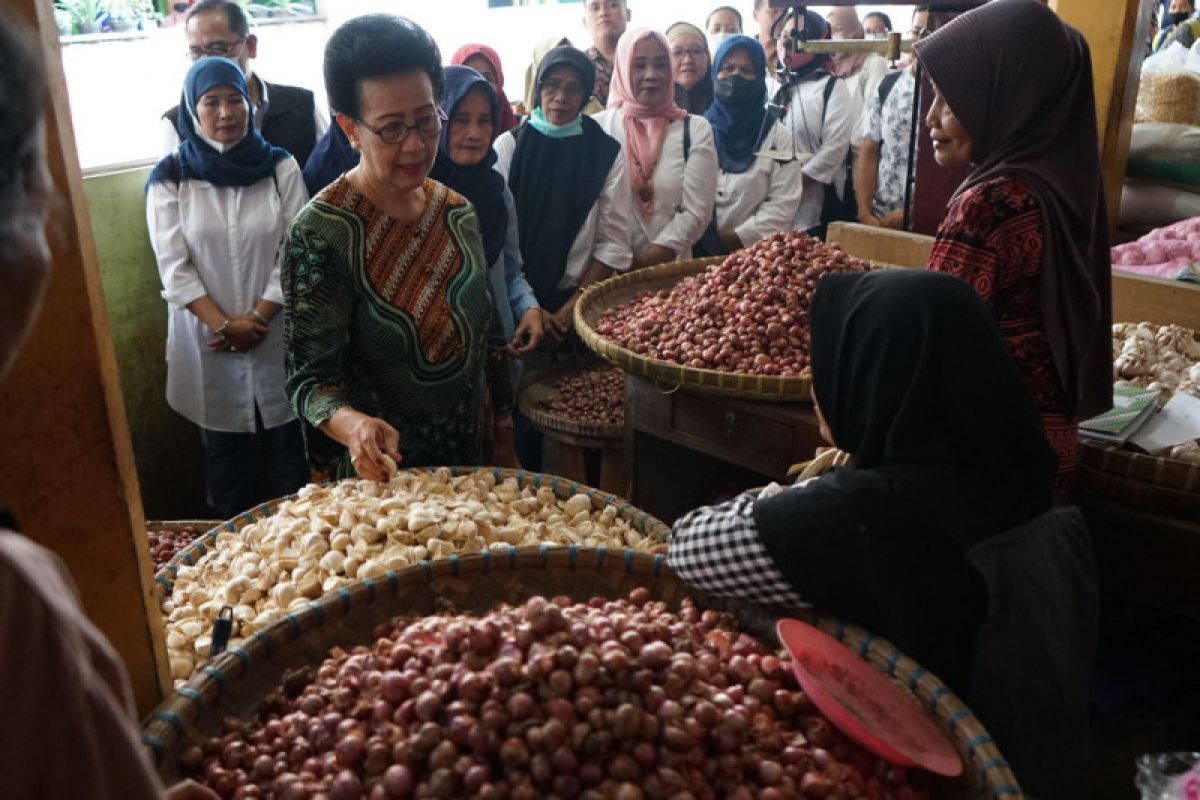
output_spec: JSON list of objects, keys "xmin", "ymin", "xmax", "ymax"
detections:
[
  {"xmin": 582, "ymin": 0, "xmax": 629, "ymax": 108},
  {"xmin": 160, "ymin": 0, "xmax": 327, "ymax": 169}
]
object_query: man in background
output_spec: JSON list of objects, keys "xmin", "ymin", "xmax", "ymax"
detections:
[
  {"xmin": 582, "ymin": 0, "xmax": 629, "ymax": 108},
  {"xmin": 161, "ymin": 0, "xmax": 327, "ymax": 169},
  {"xmin": 753, "ymin": 0, "xmax": 785, "ymax": 70}
]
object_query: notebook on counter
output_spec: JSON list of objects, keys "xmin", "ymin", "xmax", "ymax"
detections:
[{"xmin": 1079, "ymin": 386, "xmax": 1161, "ymax": 445}]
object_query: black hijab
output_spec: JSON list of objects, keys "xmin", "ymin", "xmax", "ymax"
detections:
[
  {"xmin": 430, "ymin": 66, "xmax": 509, "ymax": 268},
  {"xmin": 508, "ymin": 46, "xmax": 620, "ymax": 311},
  {"xmin": 914, "ymin": 0, "xmax": 1112, "ymax": 420},
  {"xmin": 752, "ymin": 270, "xmax": 1056, "ymax": 692}
]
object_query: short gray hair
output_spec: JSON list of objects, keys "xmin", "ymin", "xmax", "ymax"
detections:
[{"xmin": 0, "ymin": 20, "xmax": 47, "ymax": 248}]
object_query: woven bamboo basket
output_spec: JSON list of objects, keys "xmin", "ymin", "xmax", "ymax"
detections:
[
  {"xmin": 574, "ymin": 257, "xmax": 813, "ymax": 402},
  {"xmin": 517, "ymin": 358, "xmax": 625, "ymax": 443},
  {"xmin": 142, "ymin": 548, "xmax": 1021, "ymax": 798},
  {"xmin": 146, "ymin": 520, "xmax": 223, "ymax": 535},
  {"xmin": 1077, "ymin": 440, "xmax": 1200, "ymax": 518},
  {"xmin": 153, "ymin": 467, "xmax": 671, "ymax": 598}
]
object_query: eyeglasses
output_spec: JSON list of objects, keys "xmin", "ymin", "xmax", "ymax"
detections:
[
  {"xmin": 188, "ymin": 36, "xmax": 246, "ymax": 60},
  {"xmin": 672, "ymin": 46, "xmax": 708, "ymax": 61},
  {"xmin": 540, "ymin": 79, "xmax": 586, "ymax": 100},
  {"xmin": 354, "ymin": 110, "xmax": 446, "ymax": 145}
]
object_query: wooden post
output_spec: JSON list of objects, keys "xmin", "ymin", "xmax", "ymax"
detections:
[
  {"xmin": 1051, "ymin": 0, "xmax": 1154, "ymax": 232},
  {"xmin": 0, "ymin": 1, "xmax": 169, "ymax": 714}
]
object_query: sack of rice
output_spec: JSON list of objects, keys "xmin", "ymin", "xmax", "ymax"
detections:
[{"xmin": 1135, "ymin": 72, "xmax": 1200, "ymax": 126}]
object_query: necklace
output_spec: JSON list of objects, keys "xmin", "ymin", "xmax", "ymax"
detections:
[{"xmin": 630, "ymin": 154, "xmax": 654, "ymax": 203}]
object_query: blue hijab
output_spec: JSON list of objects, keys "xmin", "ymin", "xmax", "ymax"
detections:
[
  {"xmin": 429, "ymin": 66, "xmax": 509, "ymax": 268},
  {"xmin": 147, "ymin": 57, "xmax": 288, "ymax": 189},
  {"xmin": 704, "ymin": 36, "xmax": 770, "ymax": 175}
]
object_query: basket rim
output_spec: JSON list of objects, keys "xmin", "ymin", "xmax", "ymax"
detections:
[
  {"xmin": 153, "ymin": 466, "xmax": 672, "ymax": 596},
  {"xmin": 1078, "ymin": 438, "xmax": 1200, "ymax": 493},
  {"xmin": 574, "ymin": 257, "xmax": 813, "ymax": 403},
  {"xmin": 517, "ymin": 358, "xmax": 625, "ymax": 442},
  {"xmin": 142, "ymin": 548, "xmax": 1022, "ymax": 799}
]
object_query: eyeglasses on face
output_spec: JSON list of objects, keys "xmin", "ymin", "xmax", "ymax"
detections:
[
  {"xmin": 540, "ymin": 79, "xmax": 586, "ymax": 100},
  {"xmin": 672, "ymin": 46, "xmax": 708, "ymax": 61},
  {"xmin": 354, "ymin": 110, "xmax": 446, "ymax": 145},
  {"xmin": 188, "ymin": 36, "xmax": 246, "ymax": 60}
]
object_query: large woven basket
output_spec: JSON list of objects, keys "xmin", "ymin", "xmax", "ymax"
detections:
[
  {"xmin": 1077, "ymin": 440, "xmax": 1200, "ymax": 518},
  {"xmin": 142, "ymin": 548, "xmax": 1021, "ymax": 798},
  {"xmin": 153, "ymin": 467, "xmax": 670, "ymax": 598},
  {"xmin": 517, "ymin": 358, "xmax": 625, "ymax": 443},
  {"xmin": 146, "ymin": 520, "xmax": 223, "ymax": 535},
  {"xmin": 574, "ymin": 257, "xmax": 813, "ymax": 402}
]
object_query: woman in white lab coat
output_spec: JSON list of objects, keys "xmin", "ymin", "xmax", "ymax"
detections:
[
  {"xmin": 772, "ymin": 10, "xmax": 855, "ymax": 236},
  {"xmin": 699, "ymin": 35, "xmax": 803, "ymax": 257},
  {"xmin": 146, "ymin": 57, "xmax": 309, "ymax": 519},
  {"xmin": 594, "ymin": 28, "xmax": 719, "ymax": 267}
]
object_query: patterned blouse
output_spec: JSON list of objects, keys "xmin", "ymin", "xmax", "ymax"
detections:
[
  {"xmin": 282, "ymin": 178, "xmax": 507, "ymax": 479},
  {"xmin": 928, "ymin": 175, "xmax": 1077, "ymax": 488}
]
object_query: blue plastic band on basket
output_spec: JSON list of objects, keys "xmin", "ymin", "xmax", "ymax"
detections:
[
  {"xmin": 253, "ymin": 631, "xmax": 274, "ymax": 654},
  {"xmin": 481, "ymin": 548, "xmax": 492, "ymax": 574},
  {"xmin": 947, "ymin": 706, "xmax": 971, "ymax": 729},
  {"xmin": 182, "ymin": 551, "xmax": 195, "ymax": 566},
  {"xmin": 450, "ymin": 554, "xmax": 461, "ymax": 576},
  {"xmin": 967, "ymin": 733, "xmax": 993, "ymax": 752},
  {"xmin": 178, "ymin": 686, "xmax": 203, "ymax": 704},
  {"xmin": 568, "ymin": 546, "xmax": 579, "ymax": 567},
  {"xmin": 885, "ymin": 647, "xmax": 902, "ymax": 676},
  {"xmin": 222, "ymin": 521, "xmax": 235, "ymax": 532},
  {"xmin": 311, "ymin": 602, "xmax": 327, "ymax": 622},
  {"xmin": 596, "ymin": 547, "xmax": 607, "ymax": 569},
  {"xmin": 979, "ymin": 757, "xmax": 1009, "ymax": 772},
  {"xmin": 155, "ymin": 575, "xmax": 171, "ymax": 592},
  {"xmin": 230, "ymin": 646, "xmax": 251, "ymax": 666},
  {"xmin": 386, "ymin": 571, "xmax": 399, "ymax": 591},
  {"xmin": 202, "ymin": 665, "xmax": 228, "ymax": 692},
  {"xmin": 834, "ymin": 620, "xmax": 847, "ymax": 640},
  {"xmin": 652, "ymin": 554, "xmax": 665, "ymax": 576},
  {"xmin": 859, "ymin": 632, "xmax": 875, "ymax": 657},
  {"xmin": 908, "ymin": 665, "xmax": 928, "ymax": 690},
  {"xmin": 507, "ymin": 546, "xmax": 517, "ymax": 568},
  {"xmin": 154, "ymin": 710, "xmax": 185, "ymax": 735},
  {"xmin": 551, "ymin": 475, "xmax": 560, "ymax": 492},
  {"xmin": 420, "ymin": 561, "xmax": 433, "ymax": 582},
  {"xmin": 624, "ymin": 549, "xmax": 635, "ymax": 572},
  {"xmin": 928, "ymin": 685, "xmax": 950, "ymax": 710},
  {"xmin": 364, "ymin": 577, "xmax": 377, "ymax": 601},
  {"xmin": 539, "ymin": 543, "xmax": 550, "ymax": 567},
  {"xmin": 142, "ymin": 733, "xmax": 167, "ymax": 756},
  {"xmin": 337, "ymin": 587, "xmax": 352, "ymax": 612},
  {"xmin": 284, "ymin": 613, "xmax": 300, "ymax": 634}
]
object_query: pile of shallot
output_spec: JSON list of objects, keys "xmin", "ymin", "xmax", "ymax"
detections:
[
  {"xmin": 149, "ymin": 527, "xmax": 203, "ymax": 572},
  {"xmin": 539, "ymin": 366, "xmax": 625, "ymax": 428},
  {"xmin": 183, "ymin": 590, "xmax": 933, "ymax": 799},
  {"xmin": 594, "ymin": 232, "xmax": 870, "ymax": 377}
]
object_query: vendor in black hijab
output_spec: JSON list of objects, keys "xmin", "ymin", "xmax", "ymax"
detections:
[{"xmin": 670, "ymin": 269, "xmax": 1098, "ymax": 799}]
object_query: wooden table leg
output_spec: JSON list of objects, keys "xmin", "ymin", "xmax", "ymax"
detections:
[
  {"xmin": 556, "ymin": 441, "xmax": 588, "ymax": 485},
  {"xmin": 598, "ymin": 446, "xmax": 628, "ymax": 497}
]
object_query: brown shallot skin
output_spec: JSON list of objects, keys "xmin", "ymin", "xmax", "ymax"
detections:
[
  {"xmin": 539, "ymin": 367, "xmax": 625, "ymax": 427},
  {"xmin": 186, "ymin": 591, "xmax": 931, "ymax": 799},
  {"xmin": 595, "ymin": 231, "xmax": 870, "ymax": 376},
  {"xmin": 149, "ymin": 527, "xmax": 203, "ymax": 572}
]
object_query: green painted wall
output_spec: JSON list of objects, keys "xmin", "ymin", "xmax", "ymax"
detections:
[{"xmin": 84, "ymin": 167, "xmax": 208, "ymax": 519}]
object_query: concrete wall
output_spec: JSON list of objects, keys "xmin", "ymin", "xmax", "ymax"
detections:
[{"xmin": 83, "ymin": 167, "xmax": 208, "ymax": 518}]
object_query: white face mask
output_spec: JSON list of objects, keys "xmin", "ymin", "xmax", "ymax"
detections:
[
  {"xmin": 707, "ymin": 31, "xmax": 734, "ymax": 54},
  {"xmin": 865, "ymin": 31, "xmax": 888, "ymax": 40}
]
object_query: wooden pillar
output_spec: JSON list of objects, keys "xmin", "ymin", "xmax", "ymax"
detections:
[
  {"xmin": 0, "ymin": 1, "xmax": 169, "ymax": 714},
  {"xmin": 1051, "ymin": 0, "xmax": 1155, "ymax": 232}
]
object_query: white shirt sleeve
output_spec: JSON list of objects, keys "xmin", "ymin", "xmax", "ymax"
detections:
[
  {"xmin": 652, "ymin": 116, "xmax": 719, "ymax": 258},
  {"xmin": 263, "ymin": 158, "xmax": 309, "ymax": 306},
  {"xmin": 160, "ymin": 115, "xmax": 181, "ymax": 158},
  {"xmin": 492, "ymin": 131, "xmax": 515, "ymax": 178},
  {"xmin": 801, "ymin": 78, "xmax": 853, "ymax": 187},
  {"xmin": 731, "ymin": 124, "xmax": 805, "ymax": 247},
  {"xmin": 590, "ymin": 151, "xmax": 634, "ymax": 272},
  {"xmin": 313, "ymin": 101, "xmax": 331, "ymax": 143},
  {"xmin": 146, "ymin": 178, "xmax": 208, "ymax": 308},
  {"xmin": 500, "ymin": 185, "xmax": 539, "ymax": 320}
]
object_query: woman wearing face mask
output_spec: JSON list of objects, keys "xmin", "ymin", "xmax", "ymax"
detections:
[
  {"xmin": 669, "ymin": 269, "xmax": 1098, "ymax": 800},
  {"xmin": 914, "ymin": 0, "xmax": 1112, "ymax": 495},
  {"xmin": 699, "ymin": 36, "xmax": 802, "ymax": 256},
  {"xmin": 493, "ymin": 45, "xmax": 632, "ymax": 469},
  {"xmin": 282, "ymin": 16, "xmax": 512, "ymax": 481},
  {"xmin": 146, "ymin": 57, "xmax": 310, "ymax": 520},
  {"xmin": 772, "ymin": 10, "xmax": 855, "ymax": 237},
  {"xmin": 826, "ymin": 7, "xmax": 889, "ymax": 142},
  {"xmin": 1152, "ymin": 0, "xmax": 1200, "ymax": 51},
  {"xmin": 666, "ymin": 22, "xmax": 713, "ymax": 115},
  {"xmin": 706, "ymin": 5, "xmax": 743, "ymax": 50},
  {"xmin": 595, "ymin": 28, "xmax": 719, "ymax": 268}
]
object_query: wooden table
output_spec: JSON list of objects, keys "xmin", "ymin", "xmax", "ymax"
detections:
[{"xmin": 624, "ymin": 375, "xmax": 823, "ymax": 525}]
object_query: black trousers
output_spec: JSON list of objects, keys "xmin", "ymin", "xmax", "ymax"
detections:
[{"xmin": 201, "ymin": 407, "xmax": 309, "ymax": 520}]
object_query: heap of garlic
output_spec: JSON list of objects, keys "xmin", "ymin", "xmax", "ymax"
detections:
[
  {"xmin": 161, "ymin": 468, "xmax": 663, "ymax": 685},
  {"xmin": 1110, "ymin": 322, "xmax": 1200, "ymax": 465}
]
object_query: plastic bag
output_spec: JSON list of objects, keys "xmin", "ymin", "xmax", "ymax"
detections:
[{"xmin": 1136, "ymin": 752, "xmax": 1200, "ymax": 799}]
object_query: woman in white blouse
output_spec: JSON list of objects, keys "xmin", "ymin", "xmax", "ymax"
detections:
[
  {"xmin": 594, "ymin": 28, "xmax": 718, "ymax": 268},
  {"xmin": 700, "ymin": 35, "xmax": 803, "ymax": 256},
  {"xmin": 146, "ymin": 57, "xmax": 309, "ymax": 519},
  {"xmin": 772, "ymin": 11, "xmax": 855, "ymax": 235},
  {"xmin": 826, "ymin": 6, "xmax": 889, "ymax": 142}
]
